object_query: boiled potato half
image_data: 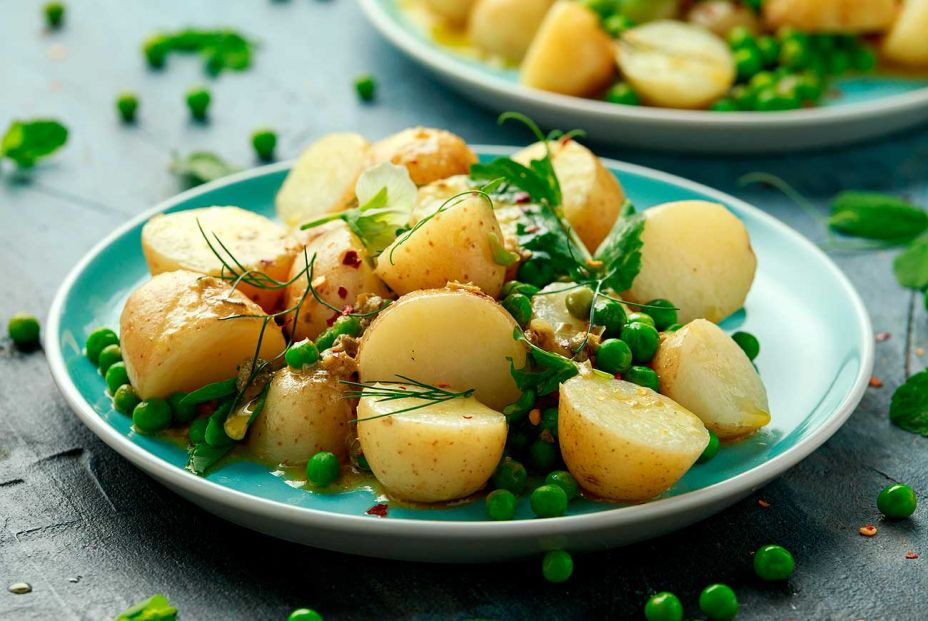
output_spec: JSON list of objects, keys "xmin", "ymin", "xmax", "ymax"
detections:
[
  {"xmin": 368, "ymin": 128, "xmax": 477, "ymax": 186},
  {"xmin": 514, "ymin": 139, "xmax": 625, "ymax": 252},
  {"xmin": 469, "ymin": 0, "xmax": 554, "ymax": 62},
  {"xmin": 357, "ymin": 384, "xmax": 507, "ymax": 502},
  {"xmin": 617, "ymin": 20, "xmax": 735, "ymax": 109},
  {"xmin": 624, "ymin": 200, "xmax": 756, "ymax": 324},
  {"xmin": 424, "ymin": 0, "xmax": 477, "ymax": 23},
  {"xmin": 652, "ymin": 319, "xmax": 770, "ymax": 439},
  {"xmin": 688, "ymin": 0, "xmax": 761, "ymax": 37},
  {"xmin": 275, "ymin": 133, "xmax": 371, "ymax": 228},
  {"xmin": 882, "ymin": 0, "xmax": 928, "ymax": 67},
  {"xmin": 285, "ymin": 222, "xmax": 392, "ymax": 342},
  {"xmin": 559, "ymin": 375, "xmax": 709, "ymax": 501},
  {"xmin": 377, "ymin": 193, "xmax": 506, "ymax": 297},
  {"xmin": 357, "ymin": 288, "xmax": 526, "ymax": 410},
  {"xmin": 142, "ymin": 206, "xmax": 296, "ymax": 312},
  {"xmin": 521, "ymin": 1, "xmax": 616, "ymax": 97},
  {"xmin": 763, "ymin": 0, "xmax": 896, "ymax": 33},
  {"xmin": 120, "ymin": 270, "xmax": 286, "ymax": 399},
  {"xmin": 248, "ymin": 366, "xmax": 355, "ymax": 465}
]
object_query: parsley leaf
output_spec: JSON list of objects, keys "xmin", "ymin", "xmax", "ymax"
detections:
[
  {"xmin": 170, "ymin": 151, "xmax": 239, "ymax": 186},
  {"xmin": 1, "ymin": 119, "xmax": 68, "ymax": 168},
  {"xmin": 509, "ymin": 328, "xmax": 579, "ymax": 396},
  {"xmin": 893, "ymin": 235, "xmax": 928, "ymax": 290},
  {"xmin": 595, "ymin": 201, "xmax": 645, "ymax": 293},
  {"xmin": 890, "ymin": 370, "xmax": 928, "ymax": 437},
  {"xmin": 829, "ymin": 192, "xmax": 928, "ymax": 242},
  {"xmin": 116, "ymin": 593, "xmax": 177, "ymax": 621}
]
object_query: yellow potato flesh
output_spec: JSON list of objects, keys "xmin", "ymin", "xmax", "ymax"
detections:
[
  {"xmin": 368, "ymin": 127, "xmax": 477, "ymax": 186},
  {"xmin": 468, "ymin": 0, "xmax": 554, "ymax": 62},
  {"xmin": 763, "ymin": 0, "xmax": 897, "ymax": 33},
  {"xmin": 559, "ymin": 375, "xmax": 709, "ymax": 501},
  {"xmin": 424, "ymin": 0, "xmax": 477, "ymax": 23},
  {"xmin": 882, "ymin": 0, "xmax": 928, "ymax": 67}
]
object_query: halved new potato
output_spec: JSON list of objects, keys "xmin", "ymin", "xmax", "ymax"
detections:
[
  {"xmin": 376, "ymin": 193, "xmax": 506, "ymax": 297},
  {"xmin": 625, "ymin": 200, "xmax": 756, "ymax": 324},
  {"xmin": 882, "ymin": 0, "xmax": 928, "ymax": 67},
  {"xmin": 687, "ymin": 0, "xmax": 762, "ymax": 37},
  {"xmin": 617, "ymin": 20, "xmax": 735, "ymax": 109},
  {"xmin": 248, "ymin": 366, "xmax": 355, "ymax": 465},
  {"xmin": 141, "ymin": 206, "xmax": 297, "ymax": 312},
  {"xmin": 521, "ymin": 1, "xmax": 616, "ymax": 97},
  {"xmin": 652, "ymin": 319, "xmax": 770, "ymax": 439},
  {"xmin": 275, "ymin": 133, "xmax": 371, "ymax": 228},
  {"xmin": 468, "ymin": 0, "xmax": 554, "ymax": 62},
  {"xmin": 763, "ymin": 0, "xmax": 896, "ymax": 33},
  {"xmin": 120, "ymin": 270, "xmax": 286, "ymax": 399},
  {"xmin": 357, "ymin": 288, "xmax": 526, "ymax": 410},
  {"xmin": 424, "ymin": 0, "xmax": 477, "ymax": 23},
  {"xmin": 559, "ymin": 374, "xmax": 709, "ymax": 501},
  {"xmin": 367, "ymin": 128, "xmax": 477, "ymax": 186},
  {"xmin": 357, "ymin": 384, "xmax": 507, "ymax": 502}
]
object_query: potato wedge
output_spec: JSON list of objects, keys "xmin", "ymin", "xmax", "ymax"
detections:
[
  {"xmin": 652, "ymin": 319, "xmax": 770, "ymax": 439},
  {"xmin": 559, "ymin": 375, "xmax": 709, "ymax": 501},
  {"xmin": 357, "ymin": 384, "xmax": 507, "ymax": 502},
  {"xmin": 617, "ymin": 20, "xmax": 735, "ymax": 109},
  {"xmin": 513, "ymin": 139, "xmax": 625, "ymax": 251},
  {"xmin": 625, "ymin": 200, "xmax": 756, "ymax": 324},
  {"xmin": 529, "ymin": 283, "xmax": 589, "ymax": 357},
  {"xmin": 520, "ymin": 1, "xmax": 616, "ymax": 97},
  {"xmin": 120, "ymin": 270, "xmax": 286, "ymax": 399},
  {"xmin": 424, "ymin": 0, "xmax": 477, "ymax": 23},
  {"xmin": 469, "ymin": 0, "xmax": 554, "ymax": 62},
  {"xmin": 141, "ymin": 206, "xmax": 296, "ymax": 312},
  {"xmin": 285, "ymin": 222, "xmax": 392, "ymax": 342},
  {"xmin": 368, "ymin": 128, "xmax": 477, "ymax": 186},
  {"xmin": 882, "ymin": 0, "xmax": 928, "ymax": 67},
  {"xmin": 357, "ymin": 288, "xmax": 526, "ymax": 410},
  {"xmin": 763, "ymin": 0, "xmax": 896, "ymax": 33},
  {"xmin": 687, "ymin": 0, "xmax": 762, "ymax": 37},
  {"xmin": 248, "ymin": 366, "xmax": 355, "ymax": 466},
  {"xmin": 376, "ymin": 193, "xmax": 506, "ymax": 297}
]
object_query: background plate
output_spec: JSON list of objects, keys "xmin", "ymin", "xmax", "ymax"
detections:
[
  {"xmin": 360, "ymin": 0, "xmax": 928, "ymax": 153},
  {"xmin": 46, "ymin": 149, "xmax": 873, "ymax": 562}
]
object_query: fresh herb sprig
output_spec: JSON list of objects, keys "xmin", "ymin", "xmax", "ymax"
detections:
[
  {"xmin": 1, "ymin": 119, "xmax": 68, "ymax": 169},
  {"xmin": 343, "ymin": 376, "xmax": 476, "ymax": 421},
  {"xmin": 171, "ymin": 151, "xmax": 238, "ymax": 186}
]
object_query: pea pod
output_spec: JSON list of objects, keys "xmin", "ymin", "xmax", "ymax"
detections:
[
  {"xmin": 179, "ymin": 378, "xmax": 237, "ymax": 408},
  {"xmin": 829, "ymin": 192, "xmax": 928, "ymax": 241}
]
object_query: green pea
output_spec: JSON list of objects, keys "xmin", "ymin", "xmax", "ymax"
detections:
[
  {"xmin": 603, "ymin": 14, "xmax": 634, "ymax": 38},
  {"xmin": 757, "ymin": 36, "xmax": 780, "ymax": 67},
  {"xmin": 306, "ymin": 451, "xmax": 341, "ymax": 486},
  {"xmin": 753, "ymin": 544, "xmax": 795, "ymax": 581},
  {"xmin": 642, "ymin": 299, "xmax": 676, "ymax": 330},
  {"xmin": 7, "ymin": 312, "xmax": 40, "ymax": 347},
  {"xmin": 625, "ymin": 366, "xmax": 659, "ymax": 391},
  {"xmin": 730, "ymin": 331, "xmax": 760, "ymax": 360},
  {"xmin": 355, "ymin": 74, "xmax": 376, "ymax": 102},
  {"xmin": 727, "ymin": 26, "xmax": 755, "ymax": 51},
  {"xmin": 288, "ymin": 608, "xmax": 323, "ymax": 621},
  {"xmin": 605, "ymin": 82, "xmax": 640, "ymax": 106},
  {"xmin": 501, "ymin": 281, "xmax": 540, "ymax": 298},
  {"xmin": 205, "ymin": 417, "xmax": 234, "ymax": 448},
  {"xmin": 620, "ymin": 322, "xmax": 659, "ymax": 363},
  {"xmin": 286, "ymin": 339, "xmax": 320, "ymax": 369},
  {"xmin": 755, "ymin": 88, "xmax": 791, "ymax": 112},
  {"xmin": 542, "ymin": 549, "xmax": 573, "ymax": 583},
  {"xmin": 517, "ymin": 258, "xmax": 554, "ymax": 289},
  {"xmin": 86, "ymin": 327, "xmax": 119, "ymax": 364},
  {"xmin": 545, "ymin": 470, "xmax": 578, "ymax": 501},
  {"xmin": 565, "ymin": 286, "xmax": 594, "ymax": 320},
  {"xmin": 779, "ymin": 38, "xmax": 810, "ymax": 70},
  {"xmin": 710, "ymin": 99, "xmax": 738, "ymax": 112},
  {"xmin": 251, "ymin": 128, "xmax": 277, "ymax": 161},
  {"xmin": 852, "ymin": 45, "xmax": 877, "ymax": 72},
  {"xmin": 734, "ymin": 47, "xmax": 763, "ymax": 82},
  {"xmin": 486, "ymin": 489, "xmax": 517, "ymax": 521},
  {"xmin": 132, "ymin": 399, "xmax": 172, "ymax": 433},
  {"xmin": 189, "ymin": 417, "xmax": 209, "ymax": 444},
  {"xmin": 186, "ymin": 86, "xmax": 211, "ymax": 121},
  {"xmin": 812, "ymin": 34, "xmax": 836, "ymax": 53},
  {"xmin": 333, "ymin": 314, "xmax": 362, "ymax": 337},
  {"xmin": 877, "ymin": 483, "xmax": 917, "ymax": 519},
  {"xmin": 493, "ymin": 457, "xmax": 527, "ymax": 494},
  {"xmin": 730, "ymin": 84, "xmax": 756, "ymax": 110},
  {"xmin": 116, "ymin": 92, "xmax": 139, "ymax": 123},
  {"xmin": 591, "ymin": 297, "xmax": 626, "ymax": 337},
  {"xmin": 749, "ymin": 71, "xmax": 776, "ymax": 91},
  {"xmin": 627, "ymin": 312, "xmax": 655, "ymax": 328},
  {"xmin": 827, "ymin": 50, "xmax": 851, "ymax": 75},
  {"xmin": 596, "ymin": 338, "xmax": 633, "ymax": 375},
  {"xmin": 796, "ymin": 71, "xmax": 825, "ymax": 101},
  {"xmin": 168, "ymin": 392, "xmax": 197, "ymax": 424},
  {"xmin": 97, "ymin": 344, "xmax": 122, "ymax": 374},
  {"xmin": 315, "ymin": 328, "xmax": 338, "ymax": 352},
  {"xmin": 113, "ymin": 384, "xmax": 140, "ymax": 415},
  {"xmin": 644, "ymin": 592, "xmax": 684, "ymax": 621},
  {"xmin": 502, "ymin": 390, "xmax": 536, "ymax": 424},
  {"xmin": 44, "ymin": 2, "xmax": 65, "ymax": 29},
  {"xmin": 540, "ymin": 407, "xmax": 558, "ymax": 439},
  {"xmin": 697, "ymin": 430, "xmax": 720, "ymax": 464},
  {"xmin": 664, "ymin": 323, "xmax": 683, "ymax": 332},
  {"xmin": 528, "ymin": 439, "xmax": 559, "ymax": 473},
  {"xmin": 507, "ymin": 426, "xmax": 532, "ymax": 453},
  {"xmin": 105, "ymin": 362, "xmax": 130, "ymax": 394},
  {"xmin": 502, "ymin": 293, "xmax": 533, "ymax": 327},
  {"xmin": 699, "ymin": 584, "xmax": 738, "ymax": 621},
  {"xmin": 777, "ymin": 27, "xmax": 808, "ymax": 45},
  {"xmin": 531, "ymin": 484, "xmax": 568, "ymax": 518},
  {"xmin": 143, "ymin": 35, "xmax": 169, "ymax": 68},
  {"xmin": 743, "ymin": 0, "xmax": 762, "ymax": 11}
]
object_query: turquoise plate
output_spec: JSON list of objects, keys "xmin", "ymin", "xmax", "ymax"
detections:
[
  {"xmin": 47, "ymin": 150, "xmax": 873, "ymax": 562},
  {"xmin": 361, "ymin": 0, "xmax": 928, "ymax": 153}
]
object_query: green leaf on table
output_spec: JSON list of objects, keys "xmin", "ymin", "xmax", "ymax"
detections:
[
  {"xmin": 829, "ymin": 192, "xmax": 928, "ymax": 242},
  {"xmin": 890, "ymin": 370, "xmax": 928, "ymax": 437},
  {"xmin": 171, "ymin": 151, "xmax": 239, "ymax": 186},
  {"xmin": 893, "ymin": 235, "xmax": 928, "ymax": 290},
  {"xmin": 1, "ymin": 119, "xmax": 68, "ymax": 168},
  {"xmin": 594, "ymin": 201, "xmax": 645, "ymax": 293},
  {"xmin": 116, "ymin": 593, "xmax": 177, "ymax": 621}
]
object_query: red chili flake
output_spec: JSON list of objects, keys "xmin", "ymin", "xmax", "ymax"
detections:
[
  {"xmin": 613, "ymin": 373, "xmax": 623, "ymax": 381},
  {"xmin": 337, "ymin": 286, "xmax": 348, "ymax": 299},
  {"xmin": 524, "ymin": 224, "xmax": 540, "ymax": 234},
  {"xmin": 366, "ymin": 503, "xmax": 389, "ymax": 518},
  {"xmin": 875, "ymin": 332, "xmax": 891, "ymax": 342},
  {"xmin": 757, "ymin": 499, "xmax": 771, "ymax": 509},
  {"xmin": 342, "ymin": 250, "xmax": 362, "ymax": 268},
  {"xmin": 326, "ymin": 311, "xmax": 341, "ymax": 327},
  {"xmin": 859, "ymin": 524, "xmax": 877, "ymax": 537},
  {"xmin": 514, "ymin": 192, "xmax": 531, "ymax": 204},
  {"xmin": 906, "ymin": 551, "xmax": 919, "ymax": 560},
  {"xmin": 869, "ymin": 376, "xmax": 884, "ymax": 388}
]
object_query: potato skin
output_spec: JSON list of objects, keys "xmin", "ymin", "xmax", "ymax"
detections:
[
  {"xmin": 368, "ymin": 128, "xmax": 477, "ymax": 186},
  {"xmin": 120, "ymin": 270, "xmax": 286, "ymax": 399},
  {"xmin": 376, "ymin": 194, "xmax": 506, "ymax": 297},
  {"xmin": 468, "ymin": 0, "xmax": 555, "ymax": 62},
  {"xmin": 248, "ymin": 366, "xmax": 355, "ymax": 466},
  {"xmin": 559, "ymin": 375, "xmax": 708, "ymax": 501},
  {"xmin": 652, "ymin": 319, "xmax": 770, "ymax": 439},
  {"xmin": 626, "ymin": 200, "xmax": 756, "ymax": 324},
  {"xmin": 763, "ymin": 0, "xmax": 897, "ymax": 33},
  {"xmin": 141, "ymin": 206, "xmax": 297, "ymax": 312},
  {"xmin": 882, "ymin": 0, "xmax": 928, "ymax": 67},
  {"xmin": 358, "ymin": 386, "xmax": 507, "ymax": 502}
]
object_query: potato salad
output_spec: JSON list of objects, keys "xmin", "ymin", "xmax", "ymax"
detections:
[
  {"xmin": 407, "ymin": 0, "xmax": 928, "ymax": 111},
  {"xmin": 87, "ymin": 118, "xmax": 770, "ymax": 518}
]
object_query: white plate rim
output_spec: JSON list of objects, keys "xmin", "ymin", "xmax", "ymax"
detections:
[{"xmin": 46, "ymin": 150, "xmax": 874, "ymax": 544}]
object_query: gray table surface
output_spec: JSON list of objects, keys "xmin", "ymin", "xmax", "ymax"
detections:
[{"xmin": 1, "ymin": 1, "xmax": 926, "ymax": 619}]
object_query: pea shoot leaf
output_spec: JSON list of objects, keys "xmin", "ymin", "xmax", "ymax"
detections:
[
  {"xmin": 890, "ymin": 370, "xmax": 928, "ymax": 437},
  {"xmin": 509, "ymin": 328, "xmax": 579, "ymax": 396},
  {"xmin": 170, "ymin": 151, "xmax": 239, "ymax": 186},
  {"xmin": 893, "ymin": 236, "xmax": 928, "ymax": 290},
  {"xmin": 829, "ymin": 192, "xmax": 928, "ymax": 242},
  {"xmin": 595, "ymin": 201, "xmax": 645, "ymax": 293},
  {"xmin": 1, "ymin": 119, "xmax": 68, "ymax": 168},
  {"xmin": 116, "ymin": 593, "xmax": 177, "ymax": 621}
]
